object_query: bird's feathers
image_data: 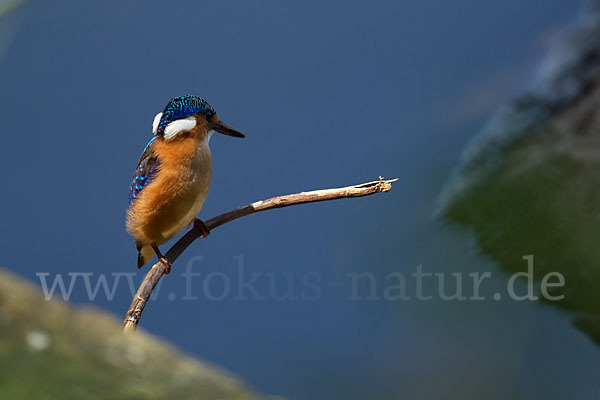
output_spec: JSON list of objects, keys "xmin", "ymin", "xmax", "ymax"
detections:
[
  {"xmin": 126, "ymin": 134, "xmax": 212, "ymax": 252},
  {"xmin": 152, "ymin": 112, "xmax": 163, "ymax": 134},
  {"xmin": 156, "ymin": 95, "xmax": 215, "ymax": 135},
  {"xmin": 128, "ymin": 136, "xmax": 161, "ymax": 206},
  {"xmin": 163, "ymin": 116, "xmax": 197, "ymax": 140},
  {"xmin": 137, "ymin": 245, "xmax": 154, "ymax": 269}
]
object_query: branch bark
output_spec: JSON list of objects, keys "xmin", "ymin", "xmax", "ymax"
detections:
[{"xmin": 123, "ymin": 177, "xmax": 397, "ymax": 332}]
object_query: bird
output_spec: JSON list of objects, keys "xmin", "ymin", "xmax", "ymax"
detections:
[{"xmin": 126, "ymin": 95, "xmax": 245, "ymax": 273}]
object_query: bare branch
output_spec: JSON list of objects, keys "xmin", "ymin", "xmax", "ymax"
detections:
[{"xmin": 123, "ymin": 177, "xmax": 397, "ymax": 332}]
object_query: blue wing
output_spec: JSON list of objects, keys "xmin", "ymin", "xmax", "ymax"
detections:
[{"xmin": 128, "ymin": 136, "xmax": 160, "ymax": 206}]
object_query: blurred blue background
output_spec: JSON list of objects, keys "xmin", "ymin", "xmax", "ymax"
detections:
[{"xmin": 1, "ymin": 0, "xmax": 599, "ymax": 399}]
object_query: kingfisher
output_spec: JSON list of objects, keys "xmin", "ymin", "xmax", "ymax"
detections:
[{"xmin": 126, "ymin": 95, "xmax": 245, "ymax": 273}]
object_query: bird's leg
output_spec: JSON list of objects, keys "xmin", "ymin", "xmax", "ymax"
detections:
[
  {"xmin": 193, "ymin": 218, "xmax": 211, "ymax": 238},
  {"xmin": 152, "ymin": 245, "xmax": 172, "ymax": 274}
]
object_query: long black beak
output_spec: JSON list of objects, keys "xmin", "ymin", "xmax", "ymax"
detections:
[{"xmin": 214, "ymin": 120, "xmax": 245, "ymax": 138}]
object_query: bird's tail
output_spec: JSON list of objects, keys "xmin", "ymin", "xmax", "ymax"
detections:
[{"xmin": 137, "ymin": 245, "xmax": 155, "ymax": 269}]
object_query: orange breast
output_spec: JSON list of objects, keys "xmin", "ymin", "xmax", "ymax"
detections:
[{"xmin": 127, "ymin": 134, "xmax": 212, "ymax": 246}]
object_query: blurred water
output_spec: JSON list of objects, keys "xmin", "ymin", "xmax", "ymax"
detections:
[{"xmin": 1, "ymin": 0, "xmax": 599, "ymax": 399}]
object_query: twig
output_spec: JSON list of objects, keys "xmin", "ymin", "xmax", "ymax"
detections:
[{"xmin": 123, "ymin": 177, "xmax": 397, "ymax": 332}]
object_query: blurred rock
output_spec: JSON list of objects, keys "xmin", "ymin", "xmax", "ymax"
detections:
[
  {"xmin": 0, "ymin": 268, "xmax": 281, "ymax": 400},
  {"xmin": 438, "ymin": 2, "xmax": 600, "ymax": 345},
  {"xmin": 0, "ymin": 0, "xmax": 30, "ymax": 18}
]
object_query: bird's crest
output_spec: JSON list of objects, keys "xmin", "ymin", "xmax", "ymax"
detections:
[{"xmin": 155, "ymin": 95, "xmax": 215, "ymax": 136}]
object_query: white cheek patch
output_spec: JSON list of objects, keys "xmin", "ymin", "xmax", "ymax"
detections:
[
  {"xmin": 152, "ymin": 112, "xmax": 163, "ymax": 135},
  {"xmin": 207, "ymin": 130, "xmax": 214, "ymax": 144},
  {"xmin": 164, "ymin": 117, "xmax": 197, "ymax": 140}
]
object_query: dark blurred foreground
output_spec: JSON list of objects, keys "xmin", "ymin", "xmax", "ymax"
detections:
[{"xmin": 0, "ymin": 268, "xmax": 278, "ymax": 400}]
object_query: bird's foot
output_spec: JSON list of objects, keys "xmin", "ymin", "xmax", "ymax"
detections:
[
  {"xmin": 194, "ymin": 218, "xmax": 211, "ymax": 238},
  {"xmin": 152, "ymin": 245, "xmax": 172, "ymax": 274},
  {"xmin": 158, "ymin": 255, "xmax": 172, "ymax": 274}
]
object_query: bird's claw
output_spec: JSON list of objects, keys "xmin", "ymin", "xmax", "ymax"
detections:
[
  {"xmin": 194, "ymin": 218, "xmax": 211, "ymax": 238},
  {"xmin": 159, "ymin": 256, "xmax": 172, "ymax": 274}
]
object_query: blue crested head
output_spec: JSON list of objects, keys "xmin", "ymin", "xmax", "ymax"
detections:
[
  {"xmin": 151, "ymin": 94, "xmax": 245, "ymax": 140},
  {"xmin": 156, "ymin": 95, "xmax": 216, "ymax": 135}
]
